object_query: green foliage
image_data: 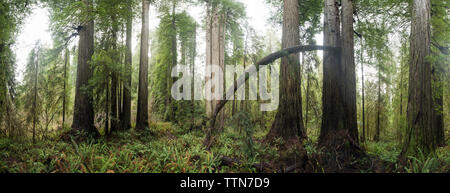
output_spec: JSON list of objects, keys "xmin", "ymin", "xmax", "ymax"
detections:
[
  {"xmin": 0, "ymin": 124, "xmax": 224, "ymax": 173},
  {"xmin": 404, "ymin": 148, "xmax": 449, "ymax": 173},
  {"xmin": 366, "ymin": 141, "xmax": 401, "ymax": 163},
  {"xmin": 150, "ymin": 10, "xmax": 199, "ymax": 125},
  {"xmin": 266, "ymin": 0, "xmax": 323, "ymax": 28},
  {"xmin": 0, "ymin": 0, "xmax": 34, "ymax": 137},
  {"xmin": 230, "ymin": 110, "xmax": 255, "ymax": 158}
]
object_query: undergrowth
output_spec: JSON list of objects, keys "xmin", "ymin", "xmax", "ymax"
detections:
[{"xmin": 0, "ymin": 123, "xmax": 448, "ymax": 173}]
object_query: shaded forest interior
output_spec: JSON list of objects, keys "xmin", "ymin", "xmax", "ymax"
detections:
[{"xmin": 0, "ymin": 0, "xmax": 449, "ymax": 173}]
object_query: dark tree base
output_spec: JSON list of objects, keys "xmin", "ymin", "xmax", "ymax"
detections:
[
  {"xmin": 312, "ymin": 130, "xmax": 374, "ymax": 173},
  {"xmin": 61, "ymin": 128, "xmax": 100, "ymax": 143}
]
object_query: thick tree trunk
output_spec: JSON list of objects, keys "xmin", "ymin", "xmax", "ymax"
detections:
[
  {"xmin": 402, "ymin": 0, "xmax": 434, "ymax": 156},
  {"xmin": 71, "ymin": 0, "xmax": 97, "ymax": 136},
  {"xmin": 136, "ymin": 0, "xmax": 150, "ymax": 130},
  {"xmin": 121, "ymin": 4, "xmax": 133, "ymax": 130},
  {"xmin": 319, "ymin": 0, "xmax": 360, "ymax": 154},
  {"xmin": 341, "ymin": 0, "xmax": 358, "ymax": 143},
  {"xmin": 205, "ymin": 4, "xmax": 225, "ymax": 129},
  {"xmin": 266, "ymin": 0, "xmax": 306, "ymax": 141},
  {"xmin": 319, "ymin": 0, "xmax": 344, "ymax": 144}
]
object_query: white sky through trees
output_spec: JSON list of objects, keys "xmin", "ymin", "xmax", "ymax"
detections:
[{"xmin": 16, "ymin": 0, "xmax": 389, "ymax": 84}]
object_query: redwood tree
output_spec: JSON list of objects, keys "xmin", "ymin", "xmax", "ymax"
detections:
[
  {"xmin": 319, "ymin": 0, "xmax": 345, "ymax": 145},
  {"xmin": 71, "ymin": 0, "xmax": 98, "ymax": 136},
  {"xmin": 136, "ymin": 0, "xmax": 150, "ymax": 130},
  {"xmin": 121, "ymin": 3, "xmax": 133, "ymax": 131},
  {"xmin": 319, "ymin": 0, "xmax": 359, "ymax": 148},
  {"xmin": 402, "ymin": 0, "xmax": 434, "ymax": 156},
  {"xmin": 266, "ymin": 0, "xmax": 306, "ymax": 141}
]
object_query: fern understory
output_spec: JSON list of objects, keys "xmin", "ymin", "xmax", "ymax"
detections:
[{"xmin": 0, "ymin": 123, "xmax": 448, "ymax": 173}]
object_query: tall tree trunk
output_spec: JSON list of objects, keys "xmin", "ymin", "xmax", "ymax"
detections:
[
  {"xmin": 205, "ymin": 4, "xmax": 225, "ymax": 128},
  {"xmin": 305, "ymin": 56, "xmax": 311, "ymax": 131},
  {"xmin": 105, "ymin": 76, "xmax": 110, "ymax": 135},
  {"xmin": 136, "ymin": 0, "xmax": 150, "ymax": 130},
  {"xmin": 71, "ymin": 0, "xmax": 97, "ymax": 136},
  {"xmin": 217, "ymin": 13, "xmax": 226, "ymax": 131},
  {"xmin": 360, "ymin": 38, "xmax": 366, "ymax": 143},
  {"xmin": 191, "ymin": 23, "xmax": 197, "ymax": 130},
  {"xmin": 319, "ymin": 0, "xmax": 360, "ymax": 154},
  {"xmin": 205, "ymin": 3, "xmax": 213, "ymax": 118},
  {"xmin": 398, "ymin": 61, "xmax": 404, "ymax": 142},
  {"xmin": 266, "ymin": 0, "xmax": 306, "ymax": 141},
  {"xmin": 62, "ymin": 48, "xmax": 69, "ymax": 129},
  {"xmin": 402, "ymin": 0, "xmax": 434, "ymax": 157},
  {"xmin": 32, "ymin": 49, "xmax": 39, "ymax": 143},
  {"xmin": 121, "ymin": 4, "xmax": 133, "ymax": 131},
  {"xmin": 341, "ymin": 0, "xmax": 358, "ymax": 143},
  {"xmin": 165, "ymin": 0, "xmax": 177, "ymax": 122},
  {"xmin": 241, "ymin": 26, "xmax": 249, "ymax": 111},
  {"xmin": 319, "ymin": 0, "xmax": 344, "ymax": 145},
  {"xmin": 375, "ymin": 68, "xmax": 381, "ymax": 141},
  {"xmin": 111, "ymin": 17, "xmax": 119, "ymax": 133}
]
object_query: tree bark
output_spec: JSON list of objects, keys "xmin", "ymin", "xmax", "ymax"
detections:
[
  {"xmin": 105, "ymin": 75, "xmax": 110, "ymax": 135},
  {"xmin": 266, "ymin": 0, "xmax": 306, "ymax": 142},
  {"xmin": 191, "ymin": 23, "xmax": 197, "ymax": 130},
  {"xmin": 136, "ymin": 0, "xmax": 150, "ymax": 130},
  {"xmin": 402, "ymin": 0, "xmax": 434, "ymax": 157},
  {"xmin": 319, "ymin": 0, "xmax": 344, "ymax": 145},
  {"xmin": 319, "ymin": 0, "xmax": 360, "ymax": 148},
  {"xmin": 71, "ymin": 0, "xmax": 97, "ymax": 136},
  {"xmin": 375, "ymin": 67, "xmax": 381, "ymax": 141},
  {"xmin": 121, "ymin": 4, "xmax": 133, "ymax": 131},
  {"xmin": 205, "ymin": 3, "xmax": 213, "ymax": 117},
  {"xmin": 32, "ymin": 48, "xmax": 39, "ymax": 143},
  {"xmin": 305, "ymin": 57, "xmax": 311, "ymax": 131},
  {"xmin": 341, "ymin": 0, "xmax": 358, "ymax": 143},
  {"xmin": 205, "ymin": 3, "xmax": 225, "ymax": 129},
  {"xmin": 111, "ymin": 16, "xmax": 119, "ymax": 133},
  {"xmin": 62, "ymin": 48, "xmax": 69, "ymax": 129}
]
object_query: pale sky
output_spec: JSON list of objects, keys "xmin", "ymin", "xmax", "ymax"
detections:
[{"xmin": 14, "ymin": 0, "xmax": 326, "ymax": 83}]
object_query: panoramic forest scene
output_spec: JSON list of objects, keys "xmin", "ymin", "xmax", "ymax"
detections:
[{"xmin": 0, "ymin": 0, "xmax": 448, "ymax": 173}]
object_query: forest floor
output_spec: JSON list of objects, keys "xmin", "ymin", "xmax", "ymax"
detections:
[{"xmin": 0, "ymin": 122, "xmax": 449, "ymax": 173}]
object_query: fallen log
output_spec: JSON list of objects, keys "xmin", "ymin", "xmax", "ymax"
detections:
[{"xmin": 203, "ymin": 45, "xmax": 339, "ymax": 149}]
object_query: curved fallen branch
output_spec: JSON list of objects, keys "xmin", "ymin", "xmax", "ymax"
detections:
[{"xmin": 203, "ymin": 45, "xmax": 339, "ymax": 149}]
